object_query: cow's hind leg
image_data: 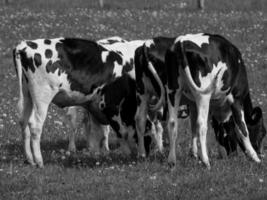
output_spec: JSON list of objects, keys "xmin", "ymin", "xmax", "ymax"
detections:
[
  {"xmin": 28, "ymin": 91, "xmax": 55, "ymax": 168},
  {"xmin": 18, "ymin": 89, "xmax": 35, "ymax": 165},
  {"xmin": 189, "ymin": 104, "xmax": 198, "ymax": 159},
  {"xmin": 196, "ymin": 95, "xmax": 211, "ymax": 169},
  {"xmin": 231, "ymin": 102, "xmax": 260, "ymax": 162},
  {"xmin": 135, "ymin": 94, "xmax": 149, "ymax": 157}
]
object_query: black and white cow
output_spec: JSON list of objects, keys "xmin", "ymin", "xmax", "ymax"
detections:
[
  {"xmin": 64, "ymin": 37, "xmax": 128, "ymax": 153},
  {"xmin": 13, "ymin": 37, "xmax": 162, "ymax": 167},
  {"xmin": 64, "ymin": 37, "xmax": 163, "ymax": 155},
  {"xmin": 134, "ymin": 34, "xmax": 266, "ymax": 168},
  {"xmin": 164, "ymin": 33, "xmax": 265, "ymax": 168}
]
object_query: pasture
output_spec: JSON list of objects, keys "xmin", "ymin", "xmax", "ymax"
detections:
[{"xmin": 0, "ymin": 0, "xmax": 267, "ymax": 199}]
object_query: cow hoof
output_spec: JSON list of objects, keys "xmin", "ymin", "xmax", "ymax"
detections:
[
  {"xmin": 203, "ymin": 162, "xmax": 211, "ymax": 170},
  {"xmin": 24, "ymin": 159, "xmax": 36, "ymax": 166},
  {"xmin": 35, "ymin": 161, "xmax": 44, "ymax": 168},
  {"xmin": 68, "ymin": 146, "xmax": 76, "ymax": 153},
  {"xmin": 168, "ymin": 161, "xmax": 176, "ymax": 169},
  {"xmin": 189, "ymin": 150, "xmax": 198, "ymax": 159}
]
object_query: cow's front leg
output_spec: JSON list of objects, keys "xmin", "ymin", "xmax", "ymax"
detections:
[
  {"xmin": 231, "ymin": 102, "xmax": 260, "ymax": 163},
  {"xmin": 167, "ymin": 89, "xmax": 181, "ymax": 167},
  {"xmin": 135, "ymin": 94, "xmax": 149, "ymax": 157}
]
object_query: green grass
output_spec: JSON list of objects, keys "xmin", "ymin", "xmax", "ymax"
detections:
[{"xmin": 1, "ymin": 0, "xmax": 267, "ymax": 199}]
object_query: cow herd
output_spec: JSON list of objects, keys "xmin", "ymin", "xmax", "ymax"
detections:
[{"xmin": 13, "ymin": 33, "xmax": 266, "ymax": 169}]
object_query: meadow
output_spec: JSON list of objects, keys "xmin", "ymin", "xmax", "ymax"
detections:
[{"xmin": 0, "ymin": 0, "xmax": 267, "ymax": 199}]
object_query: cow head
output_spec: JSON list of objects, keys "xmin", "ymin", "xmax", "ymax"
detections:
[
  {"xmin": 247, "ymin": 107, "xmax": 266, "ymax": 158},
  {"xmin": 214, "ymin": 107, "xmax": 266, "ymax": 158},
  {"xmin": 212, "ymin": 116, "xmax": 238, "ymax": 158}
]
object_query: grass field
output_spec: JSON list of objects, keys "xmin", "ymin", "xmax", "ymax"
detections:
[{"xmin": 0, "ymin": 0, "xmax": 267, "ymax": 199}]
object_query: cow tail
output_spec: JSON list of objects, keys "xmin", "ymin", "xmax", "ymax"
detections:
[
  {"xmin": 13, "ymin": 45, "xmax": 24, "ymax": 116},
  {"xmin": 143, "ymin": 42, "xmax": 165, "ymax": 111},
  {"xmin": 180, "ymin": 41, "xmax": 220, "ymax": 94}
]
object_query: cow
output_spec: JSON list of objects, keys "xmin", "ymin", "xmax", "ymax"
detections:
[
  {"xmin": 64, "ymin": 36, "xmax": 128, "ymax": 153},
  {"xmin": 134, "ymin": 34, "xmax": 266, "ymax": 168},
  {"xmin": 13, "ymin": 37, "xmax": 162, "ymax": 167},
  {"xmin": 63, "ymin": 37, "xmax": 164, "ymax": 155},
  {"xmin": 163, "ymin": 33, "xmax": 265, "ymax": 168}
]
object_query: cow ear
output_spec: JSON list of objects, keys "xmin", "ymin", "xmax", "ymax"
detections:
[{"xmin": 250, "ymin": 107, "xmax": 263, "ymax": 124}]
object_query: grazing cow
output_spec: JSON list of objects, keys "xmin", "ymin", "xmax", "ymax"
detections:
[
  {"xmin": 64, "ymin": 37, "xmax": 163, "ymax": 154},
  {"xmin": 134, "ymin": 34, "xmax": 266, "ymax": 168},
  {"xmin": 64, "ymin": 36, "xmax": 128, "ymax": 153},
  {"xmin": 13, "ymin": 37, "xmax": 163, "ymax": 167},
  {"xmin": 163, "ymin": 33, "xmax": 265, "ymax": 168}
]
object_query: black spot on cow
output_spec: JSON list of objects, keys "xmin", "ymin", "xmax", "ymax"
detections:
[
  {"xmin": 106, "ymin": 51, "xmax": 123, "ymax": 65},
  {"xmin": 55, "ymin": 42, "xmax": 63, "ymax": 52},
  {"xmin": 45, "ymin": 60, "xmax": 53, "ymax": 73},
  {"xmin": 44, "ymin": 39, "xmax": 51, "ymax": 45},
  {"xmin": 168, "ymin": 90, "xmax": 176, "ymax": 107},
  {"xmin": 26, "ymin": 41, "xmax": 38, "ymax": 49},
  {"xmin": 59, "ymin": 83, "xmax": 62, "ymax": 87},
  {"xmin": 45, "ymin": 49, "xmax": 53, "ymax": 59},
  {"xmin": 122, "ymin": 58, "xmax": 134, "ymax": 74},
  {"xmin": 20, "ymin": 49, "xmax": 35, "ymax": 73},
  {"xmin": 34, "ymin": 53, "xmax": 42, "ymax": 67}
]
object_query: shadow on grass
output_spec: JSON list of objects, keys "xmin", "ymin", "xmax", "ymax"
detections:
[{"xmin": 0, "ymin": 139, "xmax": 167, "ymax": 169}]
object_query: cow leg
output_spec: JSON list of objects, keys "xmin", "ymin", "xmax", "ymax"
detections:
[
  {"xmin": 65, "ymin": 106, "xmax": 79, "ymax": 152},
  {"xmin": 28, "ymin": 91, "xmax": 55, "ymax": 168},
  {"xmin": 83, "ymin": 113, "xmax": 109, "ymax": 153},
  {"xmin": 189, "ymin": 104, "xmax": 198, "ymax": 158},
  {"xmin": 18, "ymin": 89, "xmax": 35, "ymax": 165},
  {"xmin": 135, "ymin": 94, "xmax": 149, "ymax": 157},
  {"xmin": 167, "ymin": 89, "xmax": 181, "ymax": 167},
  {"xmin": 102, "ymin": 125, "xmax": 110, "ymax": 152},
  {"xmin": 231, "ymin": 102, "xmax": 260, "ymax": 162},
  {"xmin": 196, "ymin": 95, "xmax": 211, "ymax": 169},
  {"xmin": 154, "ymin": 120, "xmax": 164, "ymax": 153}
]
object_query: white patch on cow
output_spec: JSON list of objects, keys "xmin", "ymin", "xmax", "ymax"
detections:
[
  {"xmin": 144, "ymin": 40, "xmax": 155, "ymax": 48},
  {"xmin": 198, "ymin": 61, "xmax": 228, "ymax": 97},
  {"xmin": 101, "ymin": 51, "xmax": 109, "ymax": 63},
  {"xmin": 113, "ymin": 61, "xmax": 123, "ymax": 77},
  {"xmin": 99, "ymin": 40, "xmax": 145, "ymax": 79},
  {"xmin": 175, "ymin": 33, "xmax": 209, "ymax": 48}
]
